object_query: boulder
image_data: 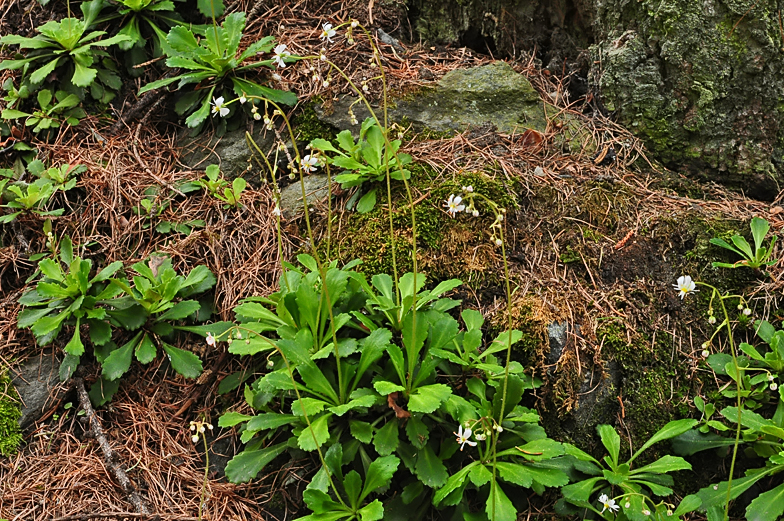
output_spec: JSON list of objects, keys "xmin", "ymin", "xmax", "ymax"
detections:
[
  {"xmin": 318, "ymin": 62, "xmax": 550, "ymax": 135},
  {"xmin": 10, "ymin": 351, "xmax": 66, "ymax": 430},
  {"xmin": 401, "ymin": 0, "xmax": 784, "ymax": 198},
  {"xmin": 591, "ymin": 0, "xmax": 784, "ymax": 199}
]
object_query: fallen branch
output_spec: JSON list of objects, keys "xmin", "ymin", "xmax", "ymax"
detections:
[{"xmin": 74, "ymin": 378, "xmax": 151, "ymax": 515}]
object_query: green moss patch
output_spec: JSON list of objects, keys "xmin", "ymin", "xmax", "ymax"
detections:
[{"xmin": 0, "ymin": 370, "xmax": 23, "ymax": 457}]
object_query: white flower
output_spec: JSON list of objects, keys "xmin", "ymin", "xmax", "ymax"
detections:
[
  {"xmin": 272, "ymin": 206, "xmax": 282, "ymax": 217},
  {"xmin": 642, "ymin": 509, "xmax": 651, "ymax": 516},
  {"xmin": 443, "ymin": 194, "xmax": 465, "ymax": 217},
  {"xmin": 211, "ymin": 96, "xmax": 229, "ymax": 118},
  {"xmin": 454, "ymin": 425, "xmax": 477, "ymax": 451},
  {"xmin": 738, "ymin": 304, "xmax": 744, "ymax": 310},
  {"xmin": 236, "ymin": 331, "xmax": 242, "ymax": 339},
  {"xmin": 771, "ymin": 383, "xmax": 779, "ymax": 391},
  {"xmin": 768, "ymin": 374, "xmax": 775, "ymax": 381},
  {"xmin": 743, "ymin": 308, "xmax": 752, "ymax": 316},
  {"xmin": 462, "ymin": 185, "xmax": 474, "ymax": 192},
  {"xmin": 492, "ymin": 423, "xmax": 503, "ymax": 433},
  {"xmin": 272, "ymin": 73, "xmax": 282, "ymax": 81},
  {"xmin": 474, "ymin": 432, "xmax": 486, "ymax": 441},
  {"xmin": 351, "ymin": 19, "xmax": 359, "ymax": 28},
  {"xmin": 323, "ymin": 80, "xmax": 330, "ymax": 87},
  {"xmin": 190, "ymin": 423, "xmax": 196, "ymax": 431},
  {"xmin": 673, "ymin": 275, "xmax": 697, "ymax": 300},
  {"xmin": 272, "ymin": 44, "xmax": 290, "ymax": 68},
  {"xmin": 206, "ymin": 332, "xmax": 216, "ymax": 346},
  {"xmin": 207, "ymin": 424, "xmax": 213, "ymax": 430},
  {"xmin": 624, "ymin": 501, "xmax": 631, "ymax": 509},
  {"xmin": 702, "ymin": 349, "xmax": 710, "ymax": 358},
  {"xmin": 239, "ymin": 95, "xmax": 247, "ymax": 104},
  {"xmin": 253, "ymin": 113, "xmax": 262, "ymax": 120},
  {"xmin": 192, "ymin": 434, "xmax": 199, "ymax": 443},
  {"xmin": 598, "ymin": 494, "xmax": 619, "ymax": 514},
  {"xmin": 267, "ymin": 359, "xmax": 275, "ymax": 368},
  {"xmin": 708, "ymin": 316, "xmax": 716, "ymax": 324},
  {"xmin": 320, "ymin": 23, "xmax": 336, "ymax": 42},
  {"xmin": 301, "ymin": 155, "xmax": 319, "ymax": 173},
  {"xmin": 494, "ymin": 238, "xmax": 503, "ymax": 247},
  {"xmin": 472, "ymin": 210, "xmax": 479, "ymax": 217}
]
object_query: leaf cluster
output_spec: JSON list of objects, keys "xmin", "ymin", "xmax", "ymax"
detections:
[
  {"xmin": 17, "ymin": 241, "xmax": 217, "ymax": 404},
  {"xmin": 196, "ymin": 164, "xmax": 246, "ymax": 208},
  {"xmin": 710, "ymin": 217, "xmax": 777, "ymax": 271},
  {"xmin": 310, "ymin": 118, "xmax": 412, "ymax": 213},
  {"xmin": 559, "ymin": 420, "xmax": 698, "ymax": 521},
  {"xmin": 0, "ymin": 0, "xmax": 129, "ymax": 103},
  {"xmin": 137, "ymin": 12, "xmax": 297, "ymax": 131},
  {"xmin": 218, "ymin": 256, "xmax": 568, "ymax": 521}
]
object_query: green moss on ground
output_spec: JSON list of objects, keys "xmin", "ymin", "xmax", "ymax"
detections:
[
  {"xmin": 597, "ymin": 320, "xmax": 691, "ymax": 455},
  {"xmin": 323, "ymin": 163, "xmax": 519, "ymax": 283},
  {"xmin": 0, "ymin": 370, "xmax": 23, "ymax": 457}
]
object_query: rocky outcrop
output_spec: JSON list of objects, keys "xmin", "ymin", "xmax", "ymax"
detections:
[
  {"xmin": 591, "ymin": 0, "xmax": 784, "ymax": 199},
  {"xmin": 318, "ymin": 62, "xmax": 550, "ymax": 135},
  {"xmin": 403, "ymin": 0, "xmax": 784, "ymax": 199}
]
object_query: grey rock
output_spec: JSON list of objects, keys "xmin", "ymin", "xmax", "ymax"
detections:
[
  {"xmin": 178, "ymin": 126, "xmax": 277, "ymax": 185},
  {"xmin": 547, "ymin": 321, "xmax": 569, "ymax": 365},
  {"xmin": 278, "ymin": 174, "xmax": 331, "ymax": 218},
  {"xmin": 571, "ymin": 360, "xmax": 621, "ymax": 430},
  {"xmin": 10, "ymin": 351, "xmax": 65, "ymax": 429},
  {"xmin": 207, "ymin": 432, "xmax": 237, "ymax": 479},
  {"xmin": 317, "ymin": 62, "xmax": 548, "ymax": 135}
]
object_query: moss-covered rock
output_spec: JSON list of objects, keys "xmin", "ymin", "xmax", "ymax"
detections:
[
  {"xmin": 318, "ymin": 62, "xmax": 551, "ymax": 135},
  {"xmin": 591, "ymin": 0, "xmax": 784, "ymax": 198}
]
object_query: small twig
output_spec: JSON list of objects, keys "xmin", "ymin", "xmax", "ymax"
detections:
[{"xmin": 74, "ymin": 378, "xmax": 151, "ymax": 515}]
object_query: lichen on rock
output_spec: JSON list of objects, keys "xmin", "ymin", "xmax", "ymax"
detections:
[{"xmin": 591, "ymin": 0, "xmax": 784, "ymax": 198}]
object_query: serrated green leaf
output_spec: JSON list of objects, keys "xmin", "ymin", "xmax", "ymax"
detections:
[
  {"xmin": 349, "ymin": 420, "xmax": 373, "ymax": 443},
  {"xmin": 360, "ymin": 455, "xmax": 399, "ymax": 502},
  {"xmin": 162, "ymin": 342, "xmax": 202, "ymax": 379},
  {"xmin": 102, "ymin": 332, "xmax": 139, "ymax": 380},
  {"xmin": 373, "ymin": 420, "xmax": 398, "ymax": 456},
  {"xmin": 414, "ymin": 443, "xmax": 448, "ymax": 488},
  {"xmin": 64, "ymin": 327, "xmax": 84, "ymax": 356},
  {"xmin": 746, "ymin": 481, "xmax": 784, "ymax": 521},
  {"xmin": 408, "ymin": 383, "xmax": 451, "ymax": 413},
  {"xmin": 597, "ymin": 424, "xmax": 620, "ymax": 466},
  {"xmin": 630, "ymin": 419, "xmax": 698, "ymax": 463},
  {"xmin": 358, "ymin": 499, "xmax": 383, "ymax": 521},
  {"xmin": 88, "ymin": 376, "xmax": 120, "ymax": 406},
  {"xmin": 433, "ymin": 462, "xmax": 476, "ymax": 507},
  {"xmin": 246, "ymin": 412, "xmax": 297, "ymax": 431},
  {"xmin": 135, "ymin": 333, "xmax": 157, "ymax": 364},
  {"xmin": 225, "ymin": 442, "xmax": 287, "ymax": 483},
  {"xmin": 486, "ymin": 479, "xmax": 516, "ymax": 521},
  {"xmin": 297, "ymin": 413, "xmax": 331, "ymax": 451},
  {"xmin": 219, "ymin": 411, "xmax": 252, "ymax": 427},
  {"xmin": 374, "ymin": 380, "xmax": 405, "ymax": 395},
  {"xmin": 157, "ymin": 300, "xmax": 200, "ymax": 321}
]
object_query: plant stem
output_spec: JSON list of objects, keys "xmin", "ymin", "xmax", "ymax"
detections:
[{"xmin": 199, "ymin": 431, "xmax": 209, "ymax": 520}]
